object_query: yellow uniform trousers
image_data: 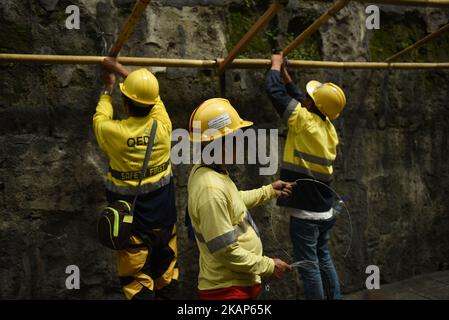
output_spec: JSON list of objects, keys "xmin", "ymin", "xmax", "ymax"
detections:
[{"xmin": 117, "ymin": 224, "xmax": 179, "ymax": 300}]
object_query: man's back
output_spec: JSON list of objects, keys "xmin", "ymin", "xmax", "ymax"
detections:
[
  {"xmin": 95, "ymin": 61, "xmax": 179, "ymax": 300},
  {"xmin": 283, "ymin": 103, "xmax": 339, "ymax": 180},
  {"xmin": 93, "ymin": 96, "xmax": 172, "ymax": 191},
  {"xmin": 93, "ymin": 93, "xmax": 176, "ymax": 229}
]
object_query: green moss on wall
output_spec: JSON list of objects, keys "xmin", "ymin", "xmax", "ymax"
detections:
[
  {"xmin": 285, "ymin": 34, "xmax": 322, "ymax": 61},
  {"xmin": 369, "ymin": 12, "xmax": 449, "ymax": 62},
  {"xmin": 369, "ymin": 16, "xmax": 425, "ymax": 61},
  {"xmin": 416, "ymin": 31, "xmax": 449, "ymax": 62},
  {"xmin": 225, "ymin": 4, "xmax": 324, "ymax": 60},
  {"xmin": 283, "ymin": 14, "xmax": 323, "ymax": 61},
  {"xmin": 226, "ymin": 8, "xmax": 275, "ymax": 58}
]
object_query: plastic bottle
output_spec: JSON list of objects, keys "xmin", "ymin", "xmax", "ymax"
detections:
[{"xmin": 332, "ymin": 199, "xmax": 345, "ymax": 218}]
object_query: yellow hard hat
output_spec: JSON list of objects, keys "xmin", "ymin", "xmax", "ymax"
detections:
[
  {"xmin": 119, "ymin": 68, "xmax": 160, "ymax": 105},
  {"xmin": 306, "ymin": 80, "xmax": 346, "ymax": 120},
  {"xmin": 188, "ymin": 98, "xmax": 253, "ymax": 142}
]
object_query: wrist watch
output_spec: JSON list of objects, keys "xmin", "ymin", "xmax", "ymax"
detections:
[{"xmin": 101, "ymin": 88, "xmax": 112, "ymax": 96}]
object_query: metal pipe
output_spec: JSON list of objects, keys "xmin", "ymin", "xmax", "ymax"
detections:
[
  {"xmin": 282, "ymin": 0, "xmax": 351, "ymax": 56},
  {"xmin": 386, "ymin": 22, "xmax": 449, "ymax": 62},
  {"xmin": 1, "ymin": 53, "xmax": 449, "ymax": 69},
  {"xmin": 108, "ymin": 0, "xmax": 151, "ymax": 57},
  {"xmin": 218, "ymin": 0, "xmax": 286, "ymax": 73}
]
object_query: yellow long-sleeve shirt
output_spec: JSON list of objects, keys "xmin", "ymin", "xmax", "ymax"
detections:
[
  {"xmin": 92, "ymin": 94, "xmax": 172, "ymax": 195},
  {"xmin": 187, "ymin": 165, "xmax": 276, "ymax": 291}
]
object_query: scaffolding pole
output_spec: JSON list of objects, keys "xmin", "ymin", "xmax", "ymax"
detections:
[
  {"xmin": 282, "ymin": 0, "xmax": 351, "ymax": 56},
  {"xmin": 108, "ymin": 0, "xmax": 151, "ymax": 57},
  {"xmin": 218, "ymin": 0, "xmax": 286, "ymax": 73},
  {"xmin": 386, "ymin": 22, "xmax": 449, "ymax": 62},
  {"xmin": 1, "ymin": 54, "xmax": 449, "ymax": 69},
  {"xmin": 357, "ymin": 0, "xmax": 449, "ymax": 7}
]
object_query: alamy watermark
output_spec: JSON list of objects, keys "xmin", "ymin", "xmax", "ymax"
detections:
[
  {"xmin": 365, "ymin": 265, "xmax": 380, "ymax": 289},
  {"xmin": 365, "ymin": 5, "xmax": 380, "ymax": 30},
  {"xmin": 170, "ymin": 124, "xmax": 279, "ymax": 176},
  {"xmin": 65, "ymin": 5, "xmax": 80, "ymax": 30},
  {"xmin": 65, "ymin": 265, "xmax": 80, "ymax": 290}
]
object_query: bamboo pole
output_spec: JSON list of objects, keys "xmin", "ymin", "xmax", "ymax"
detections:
[
  {"xmin": 108, "ymin": 0, "xmax": 151, "ymax": 57},
  {"xmin": 357, "ymin": 0, "xmax": 449, "ymax": 7},
  {"xmin": 1, "ymin": 53, "xmax": 449, "ymax": 69},
  {"xmin": 218, "ymin": 0, "xmax": 286, "ymax": 73},
  {"xmin": 386, "ymin": 22, "xmax": 449, "ymax": 62},
  {"xmin": 235, "ymin": 58, "xmax": 449, "ymax": 69},
  {"xmin": 0, "ymin": 54, "xmax": 216, "ymax": 67},
  {"xmin": 282, "ymin": 0, "xmax": 350, "ymax": 56}
]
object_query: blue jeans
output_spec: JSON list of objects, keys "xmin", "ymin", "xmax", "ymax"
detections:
[{"xmin": 289, "ymin": 216, "xmax": 341, "ymax": 300}]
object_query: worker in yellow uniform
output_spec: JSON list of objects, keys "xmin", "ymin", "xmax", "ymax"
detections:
[
  {"xmin": 93, "ymin": 58, "xmax": 178, "ymax": 300},
  {"xmin": 187, "ymin": 98, "xmax": 293, "ymax": 300},
  {"xmin": 266, "ymin": 53, "xmax": 346, "ymax": 300}
]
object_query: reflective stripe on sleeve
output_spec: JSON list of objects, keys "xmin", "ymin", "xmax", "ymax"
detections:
[
  {"xmin": 281, "ymin": 161, "xmax": 333, "ymax": 182},
  {"xmin": 282, "ymin": 99, "xmax": 299, "ymax": 123}
]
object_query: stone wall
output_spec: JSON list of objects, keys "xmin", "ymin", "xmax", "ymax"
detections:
[{"xmin": 0, "ymin": 0, "xmax": 448, "ymax": 299}]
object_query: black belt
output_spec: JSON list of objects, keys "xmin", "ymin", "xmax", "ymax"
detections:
[{"xmin": 109, "ymin": 160, "xmax": 170, "ymax": 181}]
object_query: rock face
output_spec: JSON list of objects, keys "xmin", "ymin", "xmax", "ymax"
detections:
[{"xmin": 0, "ymin": 0, "xmax": 448, "ymax": 299}]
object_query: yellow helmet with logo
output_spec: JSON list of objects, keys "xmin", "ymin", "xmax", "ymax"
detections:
[
  {"xmin": 306, "ymin": 80, "xmax": 346, "ymax": 120},
  {"xmin": 188, "ymin": 98, "xmax": 253, "ymax": 142},
  {"xmin": 119, "ymin": 68, "xmax": 160, "ymax": 106}
]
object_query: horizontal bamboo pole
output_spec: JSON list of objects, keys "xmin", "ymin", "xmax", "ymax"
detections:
[
  {"xmin": 0, "ymin": 54, "xmax": 216, "ymax": 67},
  {"xmin": 238, "ymin": 58, "xmax": 449, "ymax": 69},
  {"xmin": 282, "ymin": 0, "xmax": 351, "ymax": 57},
  {"xmin": 1, "ymin": 53, "xmax": 449, "ymax": 69},
  {"xmin": 357, "ymin": 0, "xmax": 449, "ymax": 7},
  {"xmin": 386, "ymin": 23, "xmax": 449, "ymax": 62}
]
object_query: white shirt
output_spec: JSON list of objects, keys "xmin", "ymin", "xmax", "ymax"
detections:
[{"xmin": 285, "ymin": 207, "xmax": 334, "ymax": 221}]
